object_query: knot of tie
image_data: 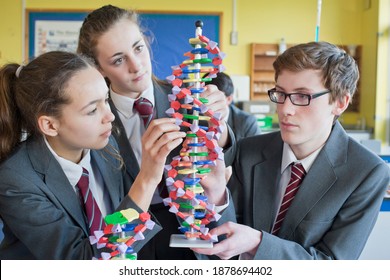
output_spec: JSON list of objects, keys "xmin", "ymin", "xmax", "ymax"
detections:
[{"xmin": 134, "ymin": 97, "xmax": 154, "ymax": 128}]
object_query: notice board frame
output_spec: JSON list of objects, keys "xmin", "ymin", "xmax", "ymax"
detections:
[{"xmin": 25, "ymin": 9, "xmax": 222, "ymax": 79}]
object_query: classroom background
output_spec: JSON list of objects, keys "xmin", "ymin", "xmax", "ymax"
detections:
[{"xmin": 0, "ymin": 0, "xmax": 389, "ymax": 259}]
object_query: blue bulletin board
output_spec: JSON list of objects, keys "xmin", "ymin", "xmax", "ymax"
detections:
[
  {"xmin": 379, "ymin": 155, "xmax": 390, "ymax": 211},
  {"xmin": 140, "ymin": 13, "xmax": 220, "ymax": 79},
  {"xmin": 26, "ymin": 10, "xmax": 221, "ymax": 79}
]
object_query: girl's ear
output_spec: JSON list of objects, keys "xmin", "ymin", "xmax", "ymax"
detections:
[
  {"xmin": 332, "ymin": 93, "xmax": 351, "ymax": 116},
  {"xmin": 37, "ymin": 115, "xmax": 59, "ymax": 137}
]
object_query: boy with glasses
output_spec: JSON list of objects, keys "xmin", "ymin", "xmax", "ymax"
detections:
[{"xmin": 192, "ymin": 41, "xmax": 389, "ymax": 259}]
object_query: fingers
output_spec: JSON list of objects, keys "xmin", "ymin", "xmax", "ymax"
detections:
[
  {"xmin": 200, "ymin": 158, "xmax": 227, "ymax": 204},
  {"xmin": 192, "ymin": 239, "xmax": 235, "ymax": 260},
  {"xmin": 143, "ymin": 118, "xmax": 185, "ymax": 155},
  {"xmin": 191, "ymin": 223, "xmax": 235, "ymax": 259},
  {"xmin": 225, "ymin": 166, "xmax": 232, "ymax": 182},
  {"xmin": 192, "ymin": 222, "xmax": 261, "ymax": 260},
  {"xmin": 143, "ymin": 118, "xmax": 179, "ymax": 140},
  {"xmin": 201, "ymin": 85, "xmax": 228, "ymax": 119},
  {"xmin": 207, "ymin": 222, "xmax": 233, "ymax": 236}
]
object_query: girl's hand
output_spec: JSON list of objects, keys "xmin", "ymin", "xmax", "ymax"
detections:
[{"xmin": 128, "ymin": 118, "xmax": 185, "ymax": 211}]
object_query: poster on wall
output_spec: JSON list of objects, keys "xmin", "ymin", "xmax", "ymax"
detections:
[
  {"xmin": 27, "ymin": 11, "xmax": 87, "ymax": 59},
  {"xmin": 27, "ymin": 10, "xmax": 220, "ymax": 79},
  {"xmin": 34, "ymin": 20, "xmax": 83, "ymax": 56}
]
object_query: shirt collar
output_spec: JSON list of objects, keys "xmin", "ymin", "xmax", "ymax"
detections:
[
  {"xmin": 44, "ymin": 137, "xmax": 92, "ymax": 187},
  {"xmin": 110, "ymin": 84, "xmax": 155, "ymax": 119},
  {"xmin": 281, "ymin": 142, "xmax": 324, "ymax": 174}
]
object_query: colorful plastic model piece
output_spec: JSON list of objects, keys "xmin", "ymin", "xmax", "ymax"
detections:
[
  {"xmin": 164, "ymin": 20, "xmax": 226, "ymax": 248},
  {"xmin": 89, "ymin": 208, "xmax": 155, "ymax": 260}
]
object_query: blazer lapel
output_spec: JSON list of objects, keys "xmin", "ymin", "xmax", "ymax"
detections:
[
  {"xmin": 27, "ymin": 138, "xmax": 89, "ymax": 235},
  {"xmin": 279, "ymin": 157, "xmax": 337, "ymax": 238},
  {"xmin": 91, "ymin": 148, "xmax": 123, "ymax": 209},
  {"xmin": 154, "ymin": 81, "xmax": 183, "ymax": 160},
  {"xmin": 253, "ymin": 135, "xmax": 283, "ymax": 232},
  {"xmin": 109, "ymin": 99, "xmax": 140, "ymax": 182},
  {"xmin": 154, "ymin": 81, "xmax": 171, "ymax": 119}
]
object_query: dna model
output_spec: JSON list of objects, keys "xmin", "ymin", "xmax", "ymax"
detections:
[{"xmin": 164, "ymin": 20, "xmax": 226, "ymax": 248}]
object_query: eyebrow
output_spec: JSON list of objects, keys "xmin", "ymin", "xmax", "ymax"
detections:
[
  {"xmin": 110, "ymin": 38, "xmax": 144, "ymax": 58},
  {"xmin": 275, "ymin": 86, "xmax": 311, "ymax": 92},
  {"xmin": 80, "ymin": 90, "xmax": 110, "ymax": 111}
]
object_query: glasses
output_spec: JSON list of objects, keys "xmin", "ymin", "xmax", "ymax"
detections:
[{"xmin": 267, "ymin": 88, "xmax": 331, "ymax": 106}]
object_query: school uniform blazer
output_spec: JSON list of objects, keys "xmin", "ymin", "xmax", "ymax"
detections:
[
  {"xmin": 228, "ymin": 121, "xmax": 389, "ymax": 259},
  {"xmin": 0, "ymin": 136, "xmax": 161, "ymax": 260},
  {"xmin": 227, "ymin": 104, "xmax": 261, "ymax": 142}
]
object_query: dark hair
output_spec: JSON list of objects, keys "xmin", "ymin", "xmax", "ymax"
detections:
[
  {"xmin": 0, "ymin": 51, "xmax": 95, "ymax": 162},
  {"xmin": 205, "ymin": 72, "xmax": 234, "ymax": 97},
  {"xmin": 273, "ymin": 41, "xmax": 359, "ymax": 103}
]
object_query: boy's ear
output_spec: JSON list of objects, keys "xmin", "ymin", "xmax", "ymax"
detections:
[
  {"xmin": 333, "ymin": 93, "xmax": 351, "ymax": 116},
  {"xmin": 37, "ymin": 115, "xmax": 59, "ymax": 137}
]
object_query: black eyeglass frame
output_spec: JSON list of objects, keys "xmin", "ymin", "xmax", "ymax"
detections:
[{"xmin": 267, "ymin": 88, "xmax": 331, "ymax": 106}]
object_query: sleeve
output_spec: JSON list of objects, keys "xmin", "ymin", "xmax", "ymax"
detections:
[
  {"xmin": 222, "ymin": 123, "xmax": 237, "ymax": 167},
  {"xmin": 243, "ymin": 114, "xmax": 261, "ymax": 137},
  {"xmin": 116, "ymin": 195, "xmax": 162, "ymax": 254}
]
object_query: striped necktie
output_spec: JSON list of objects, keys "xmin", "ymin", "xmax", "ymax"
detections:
[
  {"xmin": 134, "ymin": 97, "xmax": 154, "ymax": 128},
  {"xmin": 272, "ymin": 162, "xmax": 306, "ymax": 235},
  {"xmin": 76, "ymin": 168, "xmax": 105, "ymax": 235}
]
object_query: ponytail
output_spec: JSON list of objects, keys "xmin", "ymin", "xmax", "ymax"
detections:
[{"xmin": 0, "ymin": 63, "xmax": 23, "ymax": 162}]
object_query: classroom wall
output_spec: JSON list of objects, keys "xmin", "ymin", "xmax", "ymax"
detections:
[
  {"xmin": 1, "ymin": 0, "xmax": 387, "ymax": 142},
  {"xmin": 0, "ymin": 0, "xmax": 365, "ymax": 72},
  {"xmin": 375, "ymin": 0, "xmax": 390, "ymax": 144}
]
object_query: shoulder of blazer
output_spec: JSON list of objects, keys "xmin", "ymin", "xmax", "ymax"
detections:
[
  {"xmin": 230, "ymin": 105, "xmax": 259, "ymax": 130},
  {"xmin": 325, "ymin": 121, "xmax": 385, "ymax": 168},
  {"xmin": 153, "ymin": 80, "xmax": 172, "ymax": 118},
  {"xmin": 25, "ymin": 136, "xmax": 55, "ymax": 175},
  {"xmin": 237, "ymin": 132, "xmax": 283, "ymax": 163}
]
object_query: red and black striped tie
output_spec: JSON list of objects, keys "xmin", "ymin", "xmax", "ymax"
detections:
[
  {"xmin": 76, "ymin": 168, "xmax": 105, "ymax": 235},
  {"xmin": 272, "ymin": 163, "xmax": 306, "ymax": 235}
]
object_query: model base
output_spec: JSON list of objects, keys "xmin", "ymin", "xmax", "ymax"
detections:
[{"xmin": 169, "ymin": 234, "xmax": 213, "ymax": 248}]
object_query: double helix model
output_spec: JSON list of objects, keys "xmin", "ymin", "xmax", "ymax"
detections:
[{"xmin": 164, "ymin": 20, "xmax": 226, "ymax": 247}]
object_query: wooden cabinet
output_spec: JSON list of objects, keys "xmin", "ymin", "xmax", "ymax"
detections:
[
  {"xmin": 250, "ymin": 43, "xmax": 361, "ymax": 112},
  {"xmin": 250, "ymin": 43, "xmax": 279, "ymax": 101}
]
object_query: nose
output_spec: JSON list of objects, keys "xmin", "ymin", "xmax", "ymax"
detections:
[
  {"xmin": 278, "ymin": 96, "xmax": 296, "ymax": 116},
  {"xmin": 104, "ymin": 103, "xmax": 115, "ymax": 123},
  {"xmin": 127, "ymin": 55, "xmax": 141, "ymax": 73}
]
